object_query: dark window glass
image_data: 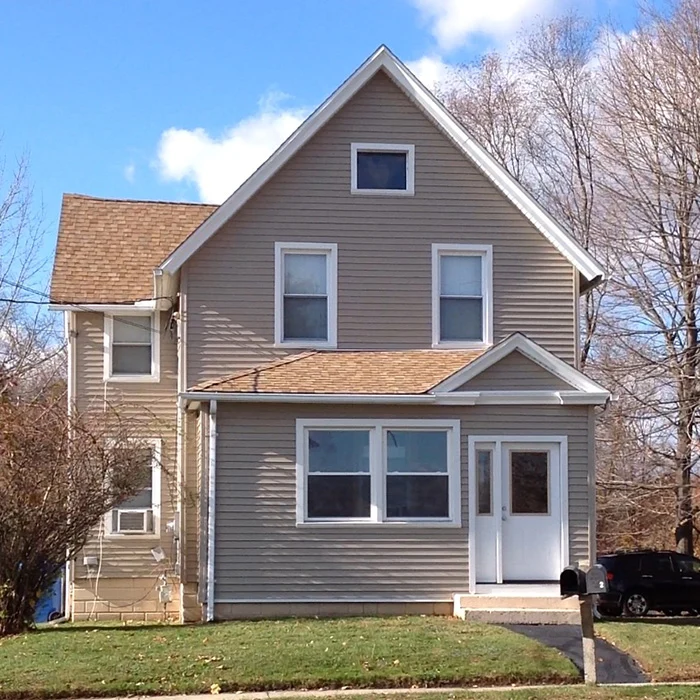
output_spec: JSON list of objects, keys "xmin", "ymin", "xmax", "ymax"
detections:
[
  {"xmin": 307, "ymin": 430, "xmax": 370, "ymax": 519},
  {"xmin": 510, "ymin": 451, "xmax": 549, "ymax": 514},
  {"xmin": 385, "ymin": 430, "xmax": 449, "ymax": 519},
  {"xmin": 476, "ymin": 449, "xmax": 492, "ymax": 515},
  {"xmin": 307, "ymin": 475, "xmax": 371, "ymax": 518},
  {"xmin": 112, "ymin": 345, "xmax": 152, "ymax": 375},
  {"xmin": 283, "ymin": 297, "xmax": 328, "ymax": 340},
  {"xmin": 356, "ymin": 152, "xmax": 407, "ymax": 190},
  {"xmin": 674, "ymin": 556, "xmax": 700, "ymax": 574},
  {"xmin": 440, "ymin": 298, "xmax": 483, "ymax": 341},
  {"xmin": 386, "ymin": 475, "xmax": 448, "ymax": 518}
]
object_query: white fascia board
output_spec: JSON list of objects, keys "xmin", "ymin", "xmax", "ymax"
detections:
[
  {"xmin": 432, "ymin": 332, "xmax": 610, "ymax": 395},
  {"xmin": 49, "ymin": 301, "xmax": 159, "ymax": 313},
  {"xmin": 157, "ymin": 46, "xmax": 605, "ymax": 284},
  {"xmin": 436, "ymin": 391, "xmax": 609, "ymax": 406},
  {"xmin": 181, "ymin": 392, "xmax": 435, "ymax": 404}
]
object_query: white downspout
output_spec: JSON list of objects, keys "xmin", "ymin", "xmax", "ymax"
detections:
[
  {"xmin": 56, "ymin": 310, "xmax": 77, "ymax": 623},
  {"xmin": 206, "ymin": 400, "xmax": 218, "ymax": 622}
]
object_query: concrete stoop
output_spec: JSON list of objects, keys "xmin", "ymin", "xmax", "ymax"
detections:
[{"xmin": 454, "ymin": 593, "xmax": 580, "ymax": 625}]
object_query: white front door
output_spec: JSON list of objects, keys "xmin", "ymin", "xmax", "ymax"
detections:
[{"xmin": 471, "ymin": 438, "xmax": 566, "ymax": 586}]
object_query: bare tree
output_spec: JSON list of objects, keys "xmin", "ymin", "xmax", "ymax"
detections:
[
  {"xmin": 596, "ymin": 0, "xmax": 700, "ymax": 554},
  {"xmin": 0, "ymin": 392, "xmax": 160, "ymax": 636},
  {"xmin": 0, "ymin": 145, "xmax": 58, "ymax": 398},
  {"xmin": 439, "ymin": 16, "xmax": 606, "ymax": 369}
]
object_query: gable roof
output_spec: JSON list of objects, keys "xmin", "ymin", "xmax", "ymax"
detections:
[
  {"xmin": 159, "ymin": 46, "xmax": 605, "ymax": 288},
  {"xmin": 431, "ymin": 333, "xmax": 609, "ymax": 395},
  {"xmin": 190, "ymin": 349, "xmax": 485, "ymax": 395},
  {"xmin": 51, "ymin": 194, "xmax": 216, "ymax": 304}
]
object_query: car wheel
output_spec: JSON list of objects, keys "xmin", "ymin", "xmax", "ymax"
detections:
[{"xmin": 623, "ymin": 591, "xmax": 650, "ymax": 617}]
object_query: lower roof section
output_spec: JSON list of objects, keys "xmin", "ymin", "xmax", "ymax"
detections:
[{"xmin": 184, "ymin": 334, "xmax": 610, "ymax": 407}]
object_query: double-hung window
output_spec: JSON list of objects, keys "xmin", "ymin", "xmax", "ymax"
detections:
[
  {"xmin": 108, "ymin": 439, "xmax": 161, "ymax": 535},
  {"xmin": 274, "ymin": 243, "xmax": 337, "ymax": 347},
  {"xmin": 432, "ymin": 244, "xmax": 492, "ymax": 347},
  {"xmin": 296, "ymin": 419, "xmax": 460, "ymax": 525},
  {"xmin": 104, "ymin": 313, "xmax": 160, "ymax": 381}
]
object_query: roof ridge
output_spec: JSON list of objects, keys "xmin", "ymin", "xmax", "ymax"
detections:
[
  {"xmin": 195, "ymin": 351, "xmax": 319, "ymax": 391},
  {"xmin": 63, "ymin": 193, "xmax": 218, "ymax": 207}
]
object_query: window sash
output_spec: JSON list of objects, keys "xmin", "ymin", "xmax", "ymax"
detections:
[
  {"xmin": 108, "ymin": 440, "xmax": 160, "ymax": 535},
  {"xmin": 107, "ymin": 314, "xmax": 156, "ymax": 378},
  {"xmin": 299, "ymin": 422, "xmax": 459, "ymax": 525},
  {"xmin": 432, "ymin": 245, "xmax": 491, "ymax": 346},
  {"xmin": 275, "ymin": 244, "xmax": 336, "ymax": 347}
]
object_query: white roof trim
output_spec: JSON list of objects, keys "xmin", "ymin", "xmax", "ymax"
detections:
[
  {"xmin": 158, "ymin": 46, "xmax": 605, "ymax": 283},
  {"xmin": 431, "ymin": 332, "xmax": 610, "ymax": 396},
  {"xmin": 48, "ymin": 301, "xmax": 159, "ymax": 313},
  {"xmin": 180, "ymin": 388, "xmax": 608, "ymax": 406}
]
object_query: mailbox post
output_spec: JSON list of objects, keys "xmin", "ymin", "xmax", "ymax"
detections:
[{"xmin": 559, "ymin": 564, "xmax": 608, "ymax": 685}]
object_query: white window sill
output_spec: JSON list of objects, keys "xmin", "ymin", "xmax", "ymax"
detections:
[
  {"xmin": 275, "ymin": 340, "xmax": 337, "ymax": 350},
  {"xmin": 104, "ymin": 533, "xmax": 160, "ymax": 540},
  {"xmin": 104, "ymin": 374, "xmax": 161, "ymax": 383},
  {"xmin": 296, "ymin": 520, "xmax": 462, "ymax": 529},
  {"xmin": 350, "ymin": 188, "xmax": 414, "ymax": 196},
  {"xmin": 432, "ymin": 341, "xmax": 492, "ymax": 350}
]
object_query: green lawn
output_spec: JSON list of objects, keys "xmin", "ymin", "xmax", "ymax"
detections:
[
  {"xmin": 0, "ymin": 617, "xmax": 578, "ymax": 698},
  {"xmin": 598, "ymin": 620, "xmax": 700, "ymax": 682},
  {"xmin": 315, "ymin": 689, "xmax": 700, "ymax": 700}
]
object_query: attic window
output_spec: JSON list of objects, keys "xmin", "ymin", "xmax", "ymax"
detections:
[{"xmin": 351, "ymin": 143, "xmax": 415, "ymax": 195}]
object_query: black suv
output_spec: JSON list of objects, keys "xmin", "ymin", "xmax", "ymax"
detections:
[{"xmin": 596, "ymin": 550, "xmax": 700, "ymax": 617}]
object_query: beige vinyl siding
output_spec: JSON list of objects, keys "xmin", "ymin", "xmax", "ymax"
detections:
[
  {"xmin": 74, "ymin": 311, "xmax": 178, "ymax": 579},
  {"xmin": 454, "ymin": 351, "xmax": 574, "ymax": 391},
  {"xmin": 213, "ymin": 402, "xmax": 591, "ymax": 602},
  {"xmin": 185, "ymin": 70, "xmax": 576, "ymax": 387}
]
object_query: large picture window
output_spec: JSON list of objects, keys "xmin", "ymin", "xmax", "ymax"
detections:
[
  {"xmin": 296, "ymin": 419, "xmax": 460, "ymax": 525},
  {"xmin": 432, "ymin": 244, "xmax": 492, "ymax": 347},
  {"xmin": 275, "ymin": 243, "xmax": 337, "ymax": 348}
]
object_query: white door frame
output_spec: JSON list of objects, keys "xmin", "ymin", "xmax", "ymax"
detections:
[{"xmin": 467, "ymin": 435, "xmax": 569, "ymax": 594}]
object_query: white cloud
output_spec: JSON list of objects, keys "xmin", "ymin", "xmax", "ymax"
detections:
[
  {"xmin": 156, "ymin": 92, "xmax": 309, "ymax": 203},
  {"xmin": 411, "ymin": 0, "xmax": 553, "ymax": 51},
  {"xmin": 406, "ymin": 55, "xmax": 454, "ymax": 93},
  {"xmin": 124, "ymin": 163, "xmax": 135, "ymax": 183}
]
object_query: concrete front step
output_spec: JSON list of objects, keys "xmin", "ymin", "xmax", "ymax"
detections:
[
  {"xmin": 459, "ymin": 608, "xmax": 580, "ymax": 625},
  {"xmin": 454, "ymin": 593, "xmax": 580, "ymax": 624},
  {"xmin": 456, "ymin": 595, "xmax": 578, "ymax": 611}
]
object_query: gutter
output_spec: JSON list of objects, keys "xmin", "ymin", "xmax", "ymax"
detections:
[
  {"xmin": 206, "ymin": 400, "xmax": 218, "ymax": 622},
  {"xmin": 180, "ymin": 391, "xmax": 609, "ymax": 407}
]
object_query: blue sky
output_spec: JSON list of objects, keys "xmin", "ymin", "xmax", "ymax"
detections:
[{"xmin": 1, "ymin": 0, "xmax": 647, "ymax": 274}]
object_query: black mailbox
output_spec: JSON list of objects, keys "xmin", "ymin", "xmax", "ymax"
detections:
[
  {"xmin": 585, "ymin": 564, "xmax": 608, "ymax": 594},
  {"xmin": 560, "ymin": 566, "xmax": 586, "ymax": 597}
]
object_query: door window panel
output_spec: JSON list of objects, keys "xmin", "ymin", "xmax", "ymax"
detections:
[
  {"xmin": 476, "ymin": 449, "xmax": 492, "ymax": 515},
  {"xmin": 510, "ymin": 451, "xmax": 549, "ymax": 514}
]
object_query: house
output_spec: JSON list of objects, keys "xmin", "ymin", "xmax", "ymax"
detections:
[{"xmin": 50, "ymin": 46, "xmax": 609, "ymax": 624}]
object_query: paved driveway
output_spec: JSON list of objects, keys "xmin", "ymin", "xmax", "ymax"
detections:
[{"xmin": 503, "ymin": 624, "xmax": 648, "ymax": 684}]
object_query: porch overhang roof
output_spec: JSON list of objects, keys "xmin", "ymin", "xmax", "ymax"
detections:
[{"xmin": 182, "ymin": 335, "xmax": 610, "ymax": 407}]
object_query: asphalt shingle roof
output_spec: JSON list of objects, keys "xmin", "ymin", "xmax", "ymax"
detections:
[
  {"xmin": 190, "ymin": 349, "xmax": 486, "ymax": 395},
  {"xmin": 50, "ymin": 194, "xmax": 217, "ymax": 304}
]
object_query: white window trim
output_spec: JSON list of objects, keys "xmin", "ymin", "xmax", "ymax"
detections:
[
  {"xmin": 295, "ymin": 418, "xmax": 461, "ymax": 527},
  {"xmin": 105, "ymin": 437, "xmax": 162, "ymax": 538},
  {"xmin": 431, "ymin": 243, "xmax": 493, "ymax": 349},
  {"xmin": 350, "ymin": 143, "xmax": 415, "ymax": 196},
  {"xmin": 103, "ymin": 311, "xmax": 161, "ymax": 382},
  {"xmin": 274, "ymin": 242, "xmax": 338, "ymax": 349}
]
